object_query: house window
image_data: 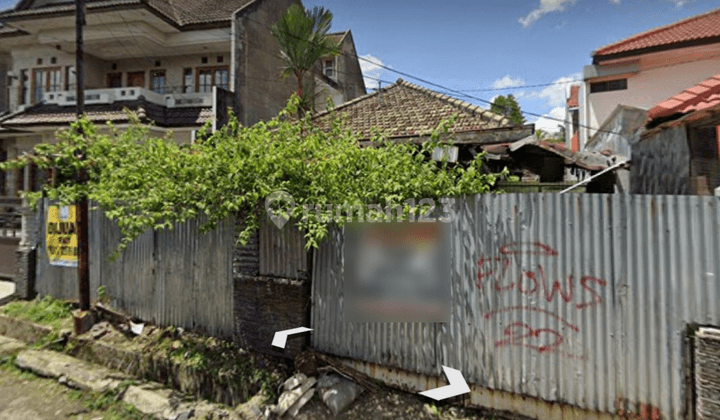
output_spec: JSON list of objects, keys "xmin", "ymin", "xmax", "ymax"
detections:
[
  {"xmin": 590, "ymin": 78, "xmax": 627, "ymax": 94},
  {"xmin": 31, "ymin": 67, "xmax": 61, "ymax": 103},
  {"xmin": 196, "ymin": 66, "xmax": 228, "ymax": 93},
  {"xmin": 106, "ymin": 72, "xmax": 122, "ymax": 88},
  {"xmin": 151, "ymin": 70, "xmax": 166, "ymax": 94},
  {"xmin": 324, "ymin": 59, "xmax": 334, "ymax": 78},
  {"xmin": 183, "ymin": 68, "xmax": 194, "ymax": 93},
  {"xmin": 65, "ymin": 66, "xmax": 76, "ymax": 91},
  {"xmin": 19, "ymin": 69, "xmax": 29, "ymax": 106}
]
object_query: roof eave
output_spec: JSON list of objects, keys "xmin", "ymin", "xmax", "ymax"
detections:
[{"xmin": 593, "ymin": 35, "xmax": 720, "ymax": 64}]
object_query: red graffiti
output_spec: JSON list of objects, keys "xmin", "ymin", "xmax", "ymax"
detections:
[
  {"xmin": 479, "ymin": 242, "xmax": 608, "ymax": 359},
  {"xmin": 484, "ymin": 306, "xmax": 579, "ymax": 332},
  {"xmin": 499, "ymin": 241, "xmax": 558, "ymax": 256},
  {"xmin": 477, "ymin": 242, "xmax": 608, "ymax": 310},
  {"xmin": 494, "ymin": 322, "xmax": 584, "ymax": 360},
  {"xmin": 616, "ymin": 398, "xmax": 662, "ymax": 420}
]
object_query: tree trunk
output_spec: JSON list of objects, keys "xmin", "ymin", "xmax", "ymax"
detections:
[{"xmin": 296, "ymin": 72, "xmax": 305, "ymax": 118}]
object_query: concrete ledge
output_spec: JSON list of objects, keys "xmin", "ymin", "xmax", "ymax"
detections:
[
  {"xmin": 0, "ymin": 335, "xmax": 27, "ymax": 358},
  {"xmin": 14, "ymin": 349, "xmax": 128, "ymax": 393},
  {"xmin": 0, "ymin": 313, "xmax": 53, "ymax": 344}
]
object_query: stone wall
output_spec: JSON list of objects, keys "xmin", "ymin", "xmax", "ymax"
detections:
[{"xmin": 695, "ymin": 327, "xmax": 720, "ymax": 419}]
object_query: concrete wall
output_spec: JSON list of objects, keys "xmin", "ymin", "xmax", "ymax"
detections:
[
  {"xmin": 106, "ymin": 53, "xmax": 229, "ymax": 92},
  {"xmin": 315, "ymin": 31, "xmax": 366, "ymax": 109},
  {"xmin": 583, "ymin": 55, "xmax": 720, "ymax": 145},
  {"xmin": 0, "ymin": 54, "xmax": 8, "ymax": 114},
  {"xmin": 5, "ymin": 47, "xmax": 231, "ymax": 111},
  {"xmin": 234, "ymin": 0, "xmax": 298, "ymax": 126}
]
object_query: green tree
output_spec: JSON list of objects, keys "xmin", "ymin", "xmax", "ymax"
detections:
[
  {"xmin": 490, "ymin": 94, "xmax": 526, "ymax": 126},
  {"xmin": 1, "ymin": 96, "xmax": 504, "ymax": 254},
  {"xmin": 270, "ymin": 3, "xmax": 339, "ymax": 114}
]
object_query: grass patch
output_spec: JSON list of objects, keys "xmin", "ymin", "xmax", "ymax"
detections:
[
  {"xmin": 0, "ymin": 355, "xmax": 37, "ymax": 381},
  {"xmin": 1, "ymin": 295, "xmax": 73, "ymax": 330},
  {"xmin": 145, "ymin": 326, "xmax": 283, "ymax": 404},
  {"xmin": 68, "ymin": 380, "xmax": 152, "ymax": 420}
]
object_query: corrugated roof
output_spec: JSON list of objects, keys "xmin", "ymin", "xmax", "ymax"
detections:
[
  {"xmin": 0, "ymin": 99, "xmax": 212, "ymax": 127},
  {"xmin": 593, "ymin": 6, "xmax": 720, "ymax": 58},
  {"xmin": 646, "ymin": 74, "xmax": 720, "ymax": 122},
  {"xmin": 312, "ymin": 78, "xmax": 512, "ymax": 140}
]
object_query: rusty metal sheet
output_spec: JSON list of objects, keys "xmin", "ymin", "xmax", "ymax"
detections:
[{"xmin": 311, "ymin": 193, "xmax": 720, "ymax": 419}]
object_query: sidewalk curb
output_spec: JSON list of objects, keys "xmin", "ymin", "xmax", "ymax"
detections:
[{"xmin": 3, "ymin": 334, "xmax": 263, "ymax": 420}]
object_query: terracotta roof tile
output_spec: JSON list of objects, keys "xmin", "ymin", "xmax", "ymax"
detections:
[
  {"xmin": 567, "ymin": 85, "xmax": 580, "ymax": 108},
  {"xmin": 0, "ymin": 0, "xmax": 256, "ymax": 27},
  {"xmin": 594, "ymin": 6, "xmax": 720, "ymax": 58},
  {"xmin": 647, "ymin": 74, "xmax": 720, "ymax": 122},
  {"xmin": 313, "ymin": 79, "xmax": 512, "ymax": 140},
  {"xmin": 0, "ymin": 99, "xmax": 212, "ymax": 127}
]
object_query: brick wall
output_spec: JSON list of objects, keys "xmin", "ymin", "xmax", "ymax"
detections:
[
  {"xmin": 233, "ymin": 274, "xmax": 311, "ymax": 358},
  {"xmin": 695, "ymin": 327, "xmax": 720, "ymax": 419},
  {"xmin": 232, "ymin": 214, "xmax": 312, "ymax": 358}
]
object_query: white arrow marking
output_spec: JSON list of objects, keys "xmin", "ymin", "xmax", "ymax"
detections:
[
  {"xmin": 419, "ymin": 365, "xmax": 470, "ymax": 401},
  {"xmin": 271, "ymin": 327, "xmax": 313, "ymax": 349}
]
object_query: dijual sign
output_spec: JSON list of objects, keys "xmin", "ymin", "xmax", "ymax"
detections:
[{"xmin": 46, "ymin": 204, "xmax": 79, "ymax": 267}]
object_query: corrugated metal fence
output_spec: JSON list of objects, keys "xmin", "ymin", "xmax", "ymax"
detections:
[
  {"xmin": 35, "ymin": 199, "xmax": 235, "ymax": 338},
  {"xmin": 312, "ymin": 193, "xmax": 720, "ymax": 419}
]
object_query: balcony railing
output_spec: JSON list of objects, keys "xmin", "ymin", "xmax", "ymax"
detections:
[{"xmin": 42, "ymin": 87, "xmax": 214, "ymax": 108}]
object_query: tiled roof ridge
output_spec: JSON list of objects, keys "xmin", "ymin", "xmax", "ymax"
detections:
[
  {"xmin": 593, "ymin": 6, "xmax": 720, "ymax": 57},
  {"xmin": 327, "ymin": 29, "xmax": 349, "ymax": 45},
  {"xmin": 647, "ymin": 73, "xmax": 720, "ymax": 122},
  {"xmin": 313, "ymin": 78, "xmax": 512, "ymax": 126},
  {"xmin": 312, "ymin": 81, "xmax": 389, "ymax": 119},
  {"xmin": 395, "ymin": 79, "xmax": 511, "ymax": 125}
]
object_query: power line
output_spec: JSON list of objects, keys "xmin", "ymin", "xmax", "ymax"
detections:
[
  {"xmin": 239, "ymin": 14, "xmax": 623, "ymax": 137},
  {"xmin": 455, "ymin": 79, "xmax": 582, "ymax": 92}
]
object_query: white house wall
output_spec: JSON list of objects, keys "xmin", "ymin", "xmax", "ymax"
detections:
[{"xmin": 584, "ymin": 55, "xmax": 720, "ymax": 143}]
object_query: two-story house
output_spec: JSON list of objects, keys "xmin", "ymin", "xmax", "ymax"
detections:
[
  {"xmin": 314, "ymin": 30, "xmax": 366, "ymax": 110},
  {"xmin": 0, "ymin": 0, "xmax": 364, "ymax": 195},
  {"xmin": 567, "ymin": 6, "xmax": 720, "ymax": 152}
]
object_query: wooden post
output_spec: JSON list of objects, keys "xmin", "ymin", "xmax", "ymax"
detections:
[{"xmin": 75, "ymin": 0, "xmax": 90, "ymax": 313}]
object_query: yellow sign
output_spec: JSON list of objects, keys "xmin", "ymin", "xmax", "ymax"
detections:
[{"xmin": 46, "ymin": 204, "xmax": 78, "ymax": 267}]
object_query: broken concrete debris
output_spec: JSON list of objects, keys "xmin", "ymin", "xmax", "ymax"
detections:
[
  {"xmin": 274, "ymin": 375, "xmax": 316, "ymax": 418},
  {"xmin": 317, "ymin": 370, "xmax": 363, "ymax": 416},
  {"xmin": 270, "ymin": 369, "xmax": 363, "ymax": 418}
]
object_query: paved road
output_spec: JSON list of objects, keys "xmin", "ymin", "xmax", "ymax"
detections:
[{"xmin": 0, "ymin": 368, "xmax": 102, "ymax": 420}]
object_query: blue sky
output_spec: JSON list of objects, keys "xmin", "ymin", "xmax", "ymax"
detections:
[
  {"xmin": 2, "ymin": 0, "xmax": 719, "ymax": 131},
  {"xmin": 304, "ymin": 0, "xmax": 720, "ymax": 132}
]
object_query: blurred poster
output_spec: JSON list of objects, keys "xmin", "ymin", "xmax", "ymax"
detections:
[{"xmin": 344, "ymin": 222, "xmax": 451, "ymax": 323}]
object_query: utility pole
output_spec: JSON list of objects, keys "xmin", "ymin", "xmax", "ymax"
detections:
[{"xmin": 75, "ymin": 0, "xmax": 89, "ymax": 312}]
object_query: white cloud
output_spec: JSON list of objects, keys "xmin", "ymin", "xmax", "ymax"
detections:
[
  {"xmin": 667, "ymin": 0, "xmax": 689, "ymax": 6},
  {"xmin": 524, "ymin": 73, "xmax": 581, "ymax": 108},
  {"xmin": 609, "ymin": 0, "xmax": 621, "ymax": 4},
  {"xmin": 533, "ymin": 107, "xmax": 567, "ymax": 134},
  {"xmin": 519, "ymin": 0, "xmax": 578, "ymax": 28},
  {"xmin": 359, "ymin": 54, "xmax": 389, "ymax": 90},
  {"xmin": 491, "ymin": 75, "xmax": 525, "ymax": 89}
]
